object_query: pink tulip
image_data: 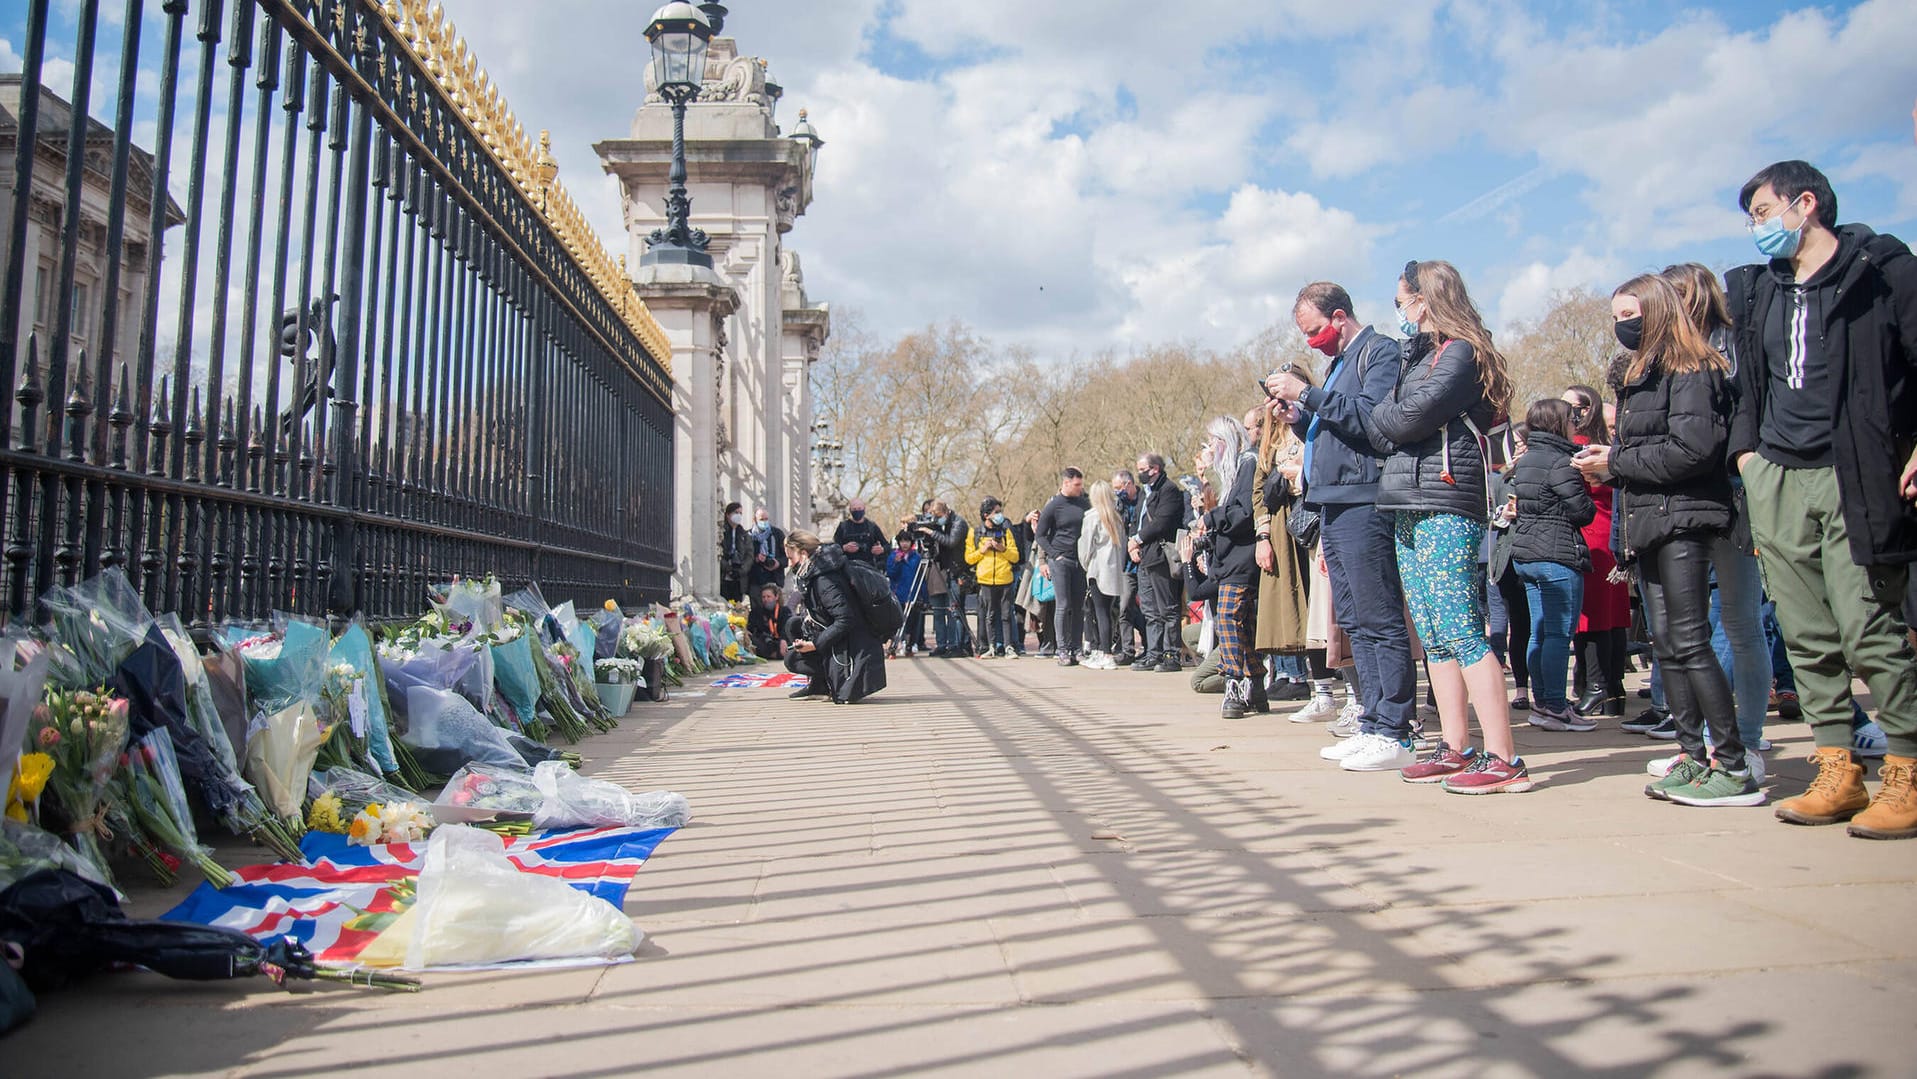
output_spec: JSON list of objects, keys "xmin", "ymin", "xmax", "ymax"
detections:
[
  {"xmin": 37, "ymin": 726, "xmax": 60, "ymax": 748},
  {"xmin": 107, "ymin": 698, "xmax": 129, "ymax": 724}
]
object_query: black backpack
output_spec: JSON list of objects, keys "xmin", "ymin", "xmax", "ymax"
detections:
[{"xmin": 842, "ymin": 560, "xmax": 905, "ymax": 640}]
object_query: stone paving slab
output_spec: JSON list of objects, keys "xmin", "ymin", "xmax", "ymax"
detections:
[{"xmin": 6, "ymin": 652, "xmax": 1916, "ymax": 1076}]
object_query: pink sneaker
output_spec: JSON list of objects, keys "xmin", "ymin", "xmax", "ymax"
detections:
[
  {"xmin": 1442, "ymin": 753, "xmax": 1535, "ymax": 795},
  {"xmin": 1400, "ymin": 744, "xmax": 1475, "ymax": 784}
]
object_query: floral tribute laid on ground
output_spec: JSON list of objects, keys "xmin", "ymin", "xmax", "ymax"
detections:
[{"xmin": 1, "ymin": 570, "xmax": 753, "ymax": 1026}]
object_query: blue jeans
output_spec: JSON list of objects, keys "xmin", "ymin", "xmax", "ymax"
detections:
[
  {"xmin": 1708, "ymin": 537, "xmax": 1771, "ymax": 749},
  {"xmin": 1517, "ymin": 560, "xmax": 1584, "ymax": 711},
  {"xmin": 930, "ymin": 592, "xmax": 961, "ymax": 650},
  {"xmin": 1321, "ymin": 502, "xmax": 1416, "ymax": 739}
]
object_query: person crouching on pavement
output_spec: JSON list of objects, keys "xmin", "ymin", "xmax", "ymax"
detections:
[{"xmin": 783, "ymin": 531, "xmax": 888, "ymax": 704}]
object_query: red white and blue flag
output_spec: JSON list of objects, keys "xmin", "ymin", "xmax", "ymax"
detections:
[{"xmin": 163, "ymin": 826, "xmax": 675, "ymax": 965}]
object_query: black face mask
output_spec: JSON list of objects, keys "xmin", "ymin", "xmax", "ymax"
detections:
[
  {"xmin": 1613, "ymin": 316, "xmax": 1644, "ymax": 353},
  {"xmin": 850, "ymin": 510, "xmax": 865, "ymax": 521}
]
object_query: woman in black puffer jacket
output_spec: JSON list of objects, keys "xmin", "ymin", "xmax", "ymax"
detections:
[
  {"xmin": 1361, "ymin": 259, "xmax": 1528, "ymax": 793},
  {"xmin": 1575, "ymin": 273, "xmax": 1751, "ymax": 807},
  {"xmin": 783, "ymin": 531, "xmax": 888, "ymax": 704},
  {"xmin": 1508, "ymin": 399, "xmax": 1596, "ymax": 726}
]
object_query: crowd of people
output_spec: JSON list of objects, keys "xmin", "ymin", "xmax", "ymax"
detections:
[{"xmin": 729, "ymin": 159, "xmax": 1917, "ymax": 839}]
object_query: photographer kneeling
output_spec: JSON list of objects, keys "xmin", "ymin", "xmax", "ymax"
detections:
[{"xmin": 783, "ymin": 530, "xmax": 888, "ymax": 704}]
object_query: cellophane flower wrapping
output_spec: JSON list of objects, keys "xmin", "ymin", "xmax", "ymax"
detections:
[
  {"xmin": 617, "ymin": 619, "xmax": 673, "ymax": 661},
  {"xmin": 38, "ymin": 569, "xmax": 149, "ymax": 689},
  {"xmin": 435, "ymin": 762, "xmax": 543, "ymax": 817},
  {"xmin": 530, "ymin": 761, "xmax": 689, "ymax": 830},
  {"xmin": 433, "ymin": 576, "xmax": 505, "ymax": 637},
  {"xmin": 377, "ymin": 639, "xmax": 478, "ymax": 725},
  {"xmin": 593, "ymin": 658, "xmax": 643, "ymax": 686},
  {"xmin": 489, "ymin": 629, "xmax": 542, "ymax": 736},
  {"xmin": 306, "ymin": 766, "xmax": 417, "ymax": 818},
  {"xmin": 31, "ymin": 688, "xmax": 130, "ymax": 882},
  {"xmin": 1, "ymin": 637, "xmax": 52, "ymax": 803},
  {"xmin": 397, "ymin": 686, "xmax": 527, "ymax": 776},
  {"xmin": 330, "ymin": 622, "xmax": 398, "ymax": 775},
  {"xmin": 401, "ymin": 825, "xmax": 638, "ymax": 970},
  {"xmin": 0, "ymin": 818, "xmax": 115, "ymax": 893},
  {"xmin": 243, "ymin": 699, "xmax": 324, "ymax": 822},
  {"xmin": 123, "ymin": 729, "xmax": 231, "ymax": 888},
  {"xmin": 234, "ymin": 617, "xmax": 329, "ymax": 716}
]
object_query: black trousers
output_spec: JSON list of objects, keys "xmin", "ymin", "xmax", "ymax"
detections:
[
  {"xmin": 1050, "ymin": 558, "xmax": 1088, "ymax": 657},
  {"xmin": 1493, "ymin": 564, "xmax": 1530, "ymax": 690},
  {"xmin": 1137, "ymin": 556, "xmax": 1179, "ymax": 660},
  {"xmin": 977, "ymin": 582, "xmax": 1015, "ymax": 651},
  {"xmin": 1640, "ymin": 534, "xmax": 1744, "ymax": 770},
  {"xmin": 1086, "ymin": 582, "xmax": 1117, "ymax": 653}
]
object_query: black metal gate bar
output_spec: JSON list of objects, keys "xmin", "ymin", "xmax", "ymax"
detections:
[{"xmin": 1, "ymin": 0, "xmax": 676, "ymax": 627}]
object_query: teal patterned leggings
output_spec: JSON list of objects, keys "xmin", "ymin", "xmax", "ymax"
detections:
[{"xmin": 1394, "ymin": 510, "xmax": 1491, "ymax": 668}]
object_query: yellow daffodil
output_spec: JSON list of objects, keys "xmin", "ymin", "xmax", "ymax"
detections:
[{"xmin": 4, "ymin": 752, "xmax": 54, "ymax": 822}]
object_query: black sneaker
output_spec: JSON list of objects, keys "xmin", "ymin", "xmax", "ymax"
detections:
[
  {"xmin": 1155, "ymin": 657, "xmax": 1181, "ymax": 673},
  {"xmin": 1621, "ymin": 708, "xmax": 1667, "ymax": 734},
  {"xmin": 1113, "ymin": 652, "xmax": 1135, "ymax": 667},
  {"xmin": 1645, "ymin": 713, "xmax": 1680, "ymax": 741},
  {"xmin": 1132, "ymin": 655, "xmax": 1158, "ymax": 671},
  {"xmin": 1058, "ymin": 653, "xmax": 1079, "ymax": 668}
]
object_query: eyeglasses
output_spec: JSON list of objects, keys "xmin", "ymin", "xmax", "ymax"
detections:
[{"xmin": 1745, "ymin": 195, "xmax": 1803, "ymax": 232}]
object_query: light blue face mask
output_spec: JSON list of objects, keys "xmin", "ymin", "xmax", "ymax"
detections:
[
  {"xmin": 1751, "ymin": 198, "xmax": 1806, "ymax": 259},
  {"xmin": 1396, "ymin": 303, "xmax": 1420, "ymax": 338}
]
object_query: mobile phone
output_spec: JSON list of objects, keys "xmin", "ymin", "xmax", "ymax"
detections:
[{"xmin": 1258, "ymin": 378, "xmax": 1277, "ymax": 400}]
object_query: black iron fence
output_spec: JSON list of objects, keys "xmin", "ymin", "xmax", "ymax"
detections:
[{"xmin": 0, "ymin": 0, "xmax": 674, "ymax": 631}]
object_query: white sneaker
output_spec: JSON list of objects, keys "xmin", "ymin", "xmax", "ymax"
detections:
[
  {"xmin": 1645, "ymin": 753, "xmax": 1686, "ymax": 778},
  {"xmin": 1292, "ymin": 694, "xmax": 1339, "ymax": 725},
  {"xmin": 1852, "ymin": 720, "xmax": 1888, "ymax": 758},
  {"xmin": 1318, "ymin": 733, "xmax": 1368, "ymax": 761},
  {"xmin": 1748, "ymin": 750, "xmax": 1766, "ymax": 786},
  {"xmin": 1340, "ymin": 733, "xmax": 1416, "ymax": 772}
]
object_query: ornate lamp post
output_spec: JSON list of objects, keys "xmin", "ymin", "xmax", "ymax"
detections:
[{"xmin": 642, "ymin": 2, "xmax": 714, "ymax": 268}]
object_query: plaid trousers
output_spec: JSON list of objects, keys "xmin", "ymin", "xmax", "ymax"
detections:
[{"xmin": 1214, "ymin": 580, "xmax": 1263, "ymax": 680}]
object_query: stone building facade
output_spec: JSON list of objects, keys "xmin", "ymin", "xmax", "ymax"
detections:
[{"xmin": 596, "ymin": 28, "xmax": 828, "ymax": 600}]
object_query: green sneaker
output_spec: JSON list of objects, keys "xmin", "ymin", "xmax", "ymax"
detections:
[
  {"xmin": 1667, "ymin": 765, "xmax": 1766, "ymax": 808},
  {"xmin": 1644, "ymin": 756, "xmax": 1709, "ymax": 801}
]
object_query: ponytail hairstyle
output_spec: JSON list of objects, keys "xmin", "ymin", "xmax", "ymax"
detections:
[
  {"xmin": 1524, "ymin": 398, "xmax": 1577, "ymax": 441},
  {"xmin": 1612, "ymin": 274, "xmax": 1729, "ymax": 384},
  {"xmin": 1402, "ymin": 259, "xmax": 1512, "ymax": 418},
  {"xmin": 1563, "ymin": 383, "xmax": 1609, "ymax": 443}
]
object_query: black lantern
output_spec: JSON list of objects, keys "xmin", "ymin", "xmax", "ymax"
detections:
[{"xmin": 642, "ymin": 2, "xmax": 714, "ymax": 267}]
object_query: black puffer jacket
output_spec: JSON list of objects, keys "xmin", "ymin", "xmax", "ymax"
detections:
[
  {"xmin": 1609, "ymin": 363, "xmax": 1734, "ymax": 556},
  {"xmin": 1366, "ymin": 338, "xmax": 1505, "ymax": 520},
  {"xmin": 790, "ymin": 544, "xmax": 887, "ymax": 703},
  {"xmin": 1509, "ymin": 430, "xmax": 1596, "ymax": 571}
]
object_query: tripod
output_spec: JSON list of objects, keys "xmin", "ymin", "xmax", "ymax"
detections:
[{"xmin": 892, "ymin": 555, "xmax": 931, "ymax": 655}]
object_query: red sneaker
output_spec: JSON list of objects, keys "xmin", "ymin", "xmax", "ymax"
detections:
[
  {"xmin": 1442, "ymin": 753, "xmax": 1534, "ymax": 795},
  {"xmin": 1400, "ymin": 744, "xmax": 1475, "ymax": 784}
]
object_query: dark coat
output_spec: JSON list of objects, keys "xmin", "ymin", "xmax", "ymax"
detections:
[
  {"xmin": 1610, "ymin": 363, "xmax": 1734, "ymax": 557},
  {"xmin": 746, "ymin": 596, "xmax": 790, "ymax": 660},
  {"xmin": 832, "ymin": 517, "xmax": 889, "ymax": 568},
  {"xmin": 1509, "ymin": 430, "xmax": 1596, "ymax": 572},
  {"xmin": 746, "ymin": 525, "xmax": 788, "ymax": 589},
  {"xmin": 1725, "ymin": 225, "xmax": 1917, "ymax": 565},
  {"xmin": 1200, "ymin": 452, "xmax": 1260, "ymax": 587},
  {"xmin": 1135, "ymin": 471, "xmax": 1185, "ymax": 567},
  {"xmin": 789, "ymin": 544, "xmax": 887, "ymax": 703},
  {"xmin": 1366, "ymin": 338, "xmax": 1504, "ymax": 520},
  {"xmin": 1292, "ymin": 325, "xmax": 1399, "ymax": 505}
]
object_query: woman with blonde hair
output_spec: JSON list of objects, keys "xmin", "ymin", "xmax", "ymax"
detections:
[
  {"xmin": 1192, "ymin": 415, "xmax": 1264, "ymax": 717},
  {"xmin": 1364, "ymin": 259, "xmax": 1529, "ymax": 792},
  {"xmin": 1077, "ymin": 480, "xmax": 1128, "ymax": 669},
  {"xmin": 1250, "ymin": 374, "xmax": 1314, "ymax": 712},
  {"xmin": 1576, "ymin": 273, "xmax": 1753, "ymax": 806}
]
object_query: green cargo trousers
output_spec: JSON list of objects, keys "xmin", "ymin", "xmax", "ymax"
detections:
[{"xmin": 1742, "ymin": 456, "xmax": 1917, "ymax": 756}]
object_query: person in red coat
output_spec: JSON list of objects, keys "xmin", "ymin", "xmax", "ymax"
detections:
[{"xmin": 1564, "ymin": 384, "xmax": 1630, "ymax": 716}]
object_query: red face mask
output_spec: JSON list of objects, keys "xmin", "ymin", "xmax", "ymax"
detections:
[{"xmin": 1306, "ymin": 321, "xmax": 1341, "ymax": 356}]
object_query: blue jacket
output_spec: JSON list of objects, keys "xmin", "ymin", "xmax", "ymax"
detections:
[
  {"xmin": 886, "ymin": 550, "xmax": 921, "ymax": 606},
  {"xmin": 1291, "ymin": 325, "xmax": 1399, "ymax": 506}
]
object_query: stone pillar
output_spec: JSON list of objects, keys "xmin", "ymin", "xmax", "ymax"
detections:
[
  {"xmin": 632, "ymin": 261, "xmax": 739, "ymax": 600},
  {"xmin": 779, "ymin": 249, "xmax": 829, "ymax": 530}
]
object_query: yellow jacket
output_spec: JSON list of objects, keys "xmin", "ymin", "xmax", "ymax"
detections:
[{"xmin": 964, "ymin": 525, "xmax": 1019, "ymax": 586}]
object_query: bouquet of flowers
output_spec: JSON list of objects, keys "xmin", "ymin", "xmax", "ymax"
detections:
[
  {"xmin": 305, "ymin": 766, "xmax": 418, "ymax": 830},
  {"xmin": 120, "ymin": 729, "xmax": 233, "ymax": 888},
  {"xmin": 528, "ymin": 639, "xmax": 591, "ymax": 744},
  {"xmin": 346, "ymin": 800, "xmax": 434, "ymax": 847},
  {"xmin": 486, "ymin": 611, "xmax": 548, "ymax": 743},
  {"xmin": 38, "ymin": 571, "xmax": 150, "ymax": 689},
  {"xmin": 432, "ymin": 575, "xmax": 504, "ymax": 636},
  {"xmin": 329, "ymin": 621, "xmax": 399, "ymax": 777},
  {"xmin": 0, "ymin": 818, "xmax": 114, "ymax": 892},
  {"xmin": 30, "ymin": 688, "xmax": 129, "ymax": 882},
  {"xmin": 618, "ymin": 619, "xmax": 673, "ymax": 662},
  {"xmin": 593, "ymin": 658, "xmax": 644, "ymax": 686},
  {"xmin": 314, "ymin": 661, "xmax": 376, "ymax": 775},
  {"xmin": 434, "ymin": 762, "xmax": 543, "ymax": 819}
]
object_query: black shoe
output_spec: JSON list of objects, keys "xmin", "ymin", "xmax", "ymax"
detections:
[
  {"xmin": 789, "ymin": 686, "xmax": 824, "ymax": 699},
  {"xmin": 1636, "ymin": 687, "xmax": 1652, "ymax": 699},
  {"xmin": 1131, "ymin": 655, "xmax": 1158, "ymax": 671},
  {"xmin": 1248, "ymin": 683, "xmax": 1271, "ymax": 714},
  {"xmin": 1058, "ymin": 653, "xmax": 1078, "ymax": 668},
  {"xmin": 1221, "ymin": 678, "xmax": 1249, "ymax": 720},
  {"xmin": 1645, "ymin": 713, "xmax": 1679, "ymax": 740},
  {"xmin": 1272, "ymin": 681, "xmax": 1308, "ymax": 701},
  {"xmin": 1155, "ymin": 657, "xmax": 1181, "ymax": 673},
  {"xmin": 1596, "ymin": 692, "xmax": 1626, "ymax": 718},
  {"xmin": 1621, "ymin": 707, "xmax": 1667, "ymax": 734}
]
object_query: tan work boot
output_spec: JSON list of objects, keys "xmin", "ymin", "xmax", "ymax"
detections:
[
  {"xmin": 1774, "ymin": 746, "xmax": 1868, "ymax": 825},
  {"xmin": 1848, "ymin": 755, "xmax": 1917, "ymax": 840}
]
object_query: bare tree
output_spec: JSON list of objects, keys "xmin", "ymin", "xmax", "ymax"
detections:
[{"xmin": 1504, "ymin": 288, "xmax": 1620, "ymax": 412}]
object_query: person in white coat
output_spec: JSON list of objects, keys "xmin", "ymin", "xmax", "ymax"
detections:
[{"xmin": 1078, "ymin": 481, "xmax": 1129, "ymax": 670}]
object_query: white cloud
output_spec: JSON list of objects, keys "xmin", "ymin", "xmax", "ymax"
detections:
[
  {"xmin": 1494, "ymin": 248, "xmax": 1626, "ymax": 331},
  {"xmin": 1835, "ymin": 141, "xmax": 1917, "ymax": 223}
]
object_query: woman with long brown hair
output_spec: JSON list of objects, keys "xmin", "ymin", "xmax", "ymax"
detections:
[
  {"xmin": 1575, "ymin": 273, "xmax": 1755, "ymax": 806},
  {"xmin": 1250, "ymin": 375, "xmax": 1315, "ymax": 711},
  {"xmin": 1361, "ymin": 260, "xmax": 1529, "ymax": 792}
]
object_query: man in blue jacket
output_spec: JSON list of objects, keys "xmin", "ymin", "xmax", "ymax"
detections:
[{"xmin": 1268, "ymin": 282, "xmax": 1418, "ymax": 772}]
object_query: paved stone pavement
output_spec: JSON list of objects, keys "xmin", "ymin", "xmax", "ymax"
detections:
[{"xmin": 8, "ymin": 654, "xmax": 1916, "ymax": 1077}]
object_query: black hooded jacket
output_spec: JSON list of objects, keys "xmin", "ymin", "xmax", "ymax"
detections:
[
  {"xmin": 1725, "ymin": 224, "xmax": 1917, "ymax": 565},
  {"xmin": 1509, "ymin": 430, "xmax": 1596, "ymax": 571}
]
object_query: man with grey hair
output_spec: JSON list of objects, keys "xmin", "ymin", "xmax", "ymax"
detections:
[{"xmin": 833, "ymin": 497, "xmax": 889, "ymax": 570}]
